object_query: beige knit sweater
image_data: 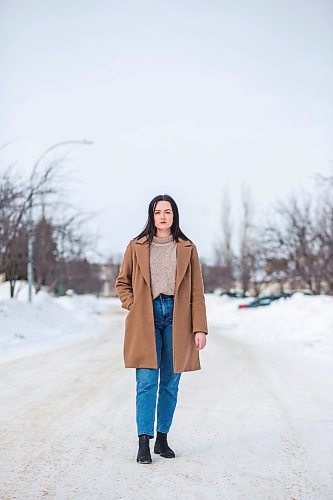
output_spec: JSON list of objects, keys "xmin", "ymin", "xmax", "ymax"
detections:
[{"xmin": 149, "ymin": 234, "xmax": 177, "ymax": 299}]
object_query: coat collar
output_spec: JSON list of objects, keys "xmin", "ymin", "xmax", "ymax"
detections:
[{"xmin": 134, "ymin": 235, "xmax": 192, "ymax": 294}]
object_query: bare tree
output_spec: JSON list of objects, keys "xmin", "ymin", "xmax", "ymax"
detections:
[
  {"xmin": 314, "ymin": 173, "xmax": 333, "ymax": 293},
  {"xmin": 0, "ymin": 158, "xmax": 61, "ymax": 298},
  {"xmin": 213, "ymin": 188, "xmax": 235, "ymax": 290},
  {"xmin": 33, "ymin": 215, "xmax": 58, "ymax": 293},
  {"xmin": 43, "ymin": 209, "xmax": 99, "ymax": 295},
  {"xmin": 0, "ymin": 142, "xmax": 93, "ymax": 298},
  {"xmin": 0, "ymin": 167, "xmax": 28, "ymax": 297},
  {"xmin": 63, "ymin": 259, "xmax": 101, "ymax": 295},
  {"xmin": 264, "ymin": 191, "xmax": 320, "ymax": 292},
  {"xmin": 238, "ymin": 186, "xmax": 263, "ymax": 296}
]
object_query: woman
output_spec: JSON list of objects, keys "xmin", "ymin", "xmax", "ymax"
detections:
[{"xmin": 115, "ymin": 194, "xmax": 208, "ymax": 464}]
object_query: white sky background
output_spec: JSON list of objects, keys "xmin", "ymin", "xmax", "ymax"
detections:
[{"xmin": 1, "ymin": 0, "xmax": 332, "ymax": 264}]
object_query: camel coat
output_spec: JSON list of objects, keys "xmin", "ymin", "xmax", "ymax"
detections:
[{"xmin": 115, "ymin": 235, "xmax": 208, "ymax": 373}]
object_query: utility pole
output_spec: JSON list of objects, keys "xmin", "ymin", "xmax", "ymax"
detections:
[{"xmin": 27, "ymin": 139, "xmax": 93, "ymax": 303}]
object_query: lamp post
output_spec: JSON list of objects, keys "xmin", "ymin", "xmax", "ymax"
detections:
[{"xmin": 27, "ymin": 139, "xmax": 93, "ymax": 303}]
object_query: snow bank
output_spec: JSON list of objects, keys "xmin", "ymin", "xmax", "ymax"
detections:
[
  {"xmin": 0, "ymin": 281, "xmax": 117, "ymax": 362},
  {"xmin": 206, "ymin": 292, "xmax": 333, "ymax": 360}
]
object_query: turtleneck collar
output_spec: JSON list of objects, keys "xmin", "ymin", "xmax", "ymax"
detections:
[{"xmin": 152, "ymin": 234, "xmax": 174, "ymax": 244}]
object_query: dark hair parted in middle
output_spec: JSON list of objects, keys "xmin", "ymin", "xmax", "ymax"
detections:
[{"xmin": 134, "ymin": 194, "xmax": 192, "ymax": 245}]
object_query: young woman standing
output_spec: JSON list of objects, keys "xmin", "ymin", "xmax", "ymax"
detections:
[{"xmin": 115, "ymin": 194, "xmax": 208, "ymax": 464}]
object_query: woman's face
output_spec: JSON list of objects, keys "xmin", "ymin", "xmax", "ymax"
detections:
[{"xmin": 153, "ymin": 200, "xmax": 174, "ymax": 233}]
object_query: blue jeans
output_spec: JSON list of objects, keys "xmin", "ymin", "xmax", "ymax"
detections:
[{"xmin": 136, "ymin": 294, "xmax": 182, "ymax": 437}]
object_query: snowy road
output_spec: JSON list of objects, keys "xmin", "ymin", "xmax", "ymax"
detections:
[{"xmin": 0, "ymin": 303, "xmax": 332, "ymax": 500}]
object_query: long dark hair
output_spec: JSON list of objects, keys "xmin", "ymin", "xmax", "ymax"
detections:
[{"xmin": 134, "ymin": 194, "xmax": 192, "ymax": 245}]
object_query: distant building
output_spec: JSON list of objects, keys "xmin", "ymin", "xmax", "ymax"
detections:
[{"xmin": 98, "ymin": 264, "xmax": 119, "ymax": 297}]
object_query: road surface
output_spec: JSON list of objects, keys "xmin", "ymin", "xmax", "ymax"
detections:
[{"xmin": 0, "ymin": 303, "xmax": 332, "ymax": 499}]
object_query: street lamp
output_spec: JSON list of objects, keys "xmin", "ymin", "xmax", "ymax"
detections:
[{"xmin": 27, "ymin": 139, "xmax": 93, "ymax": 303}]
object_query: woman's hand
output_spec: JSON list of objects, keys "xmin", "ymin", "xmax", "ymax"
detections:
[{"xmin": 194, "ymin": 332, "xmax": 207, "ymax": 350}]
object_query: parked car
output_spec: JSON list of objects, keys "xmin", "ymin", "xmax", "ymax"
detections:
[
  {"xmin": 238, "ymin": 294, "xmax": 287, "ymax": 309},
  {"xmin": 220, "ymin": 290, "xmax": 245, "ymax": 298}
]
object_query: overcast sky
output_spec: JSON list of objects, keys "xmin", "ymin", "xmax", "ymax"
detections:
[{"xmin": 1, "ymin": 0, "xmax": 332, "ymax": 264}]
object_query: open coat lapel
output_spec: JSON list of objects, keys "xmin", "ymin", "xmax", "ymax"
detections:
[{"xmin": 134, "ymin": 235, "xmax": 192, "ymax": 295}]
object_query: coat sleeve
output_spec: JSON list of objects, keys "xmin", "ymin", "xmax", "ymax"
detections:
[
  {"xmin": 190, "ymin": 244, "xmax": 208, "ymax": 335},
  {"xmin": 115, "ymin": 241, "xmax": 134, "ymax": 311}
]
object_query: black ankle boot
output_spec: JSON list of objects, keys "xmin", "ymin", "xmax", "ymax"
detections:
[
  {"xmin": 154, "ymin": 431, "xmax": 175, "ymax": 458},
  {"xmin": 136, "ymin": 434, "xmax": 152, "ymax": 464}
]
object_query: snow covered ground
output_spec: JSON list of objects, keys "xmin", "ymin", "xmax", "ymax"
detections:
[
  {"xmin": 0, "ymin": 283, "xmax": 332, "ymax": 499},
  {"xmin": 0, "ymin": 280, "xmax": 116, "ymax": 361},
  {"xmin": 207, "ymin": 292, "xmax": 333, "ymax": 361}
]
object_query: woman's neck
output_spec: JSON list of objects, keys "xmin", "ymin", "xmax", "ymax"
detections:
[{"xmin": 155, "ymin": 230, "xmax": 172, "ymax": 238}]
